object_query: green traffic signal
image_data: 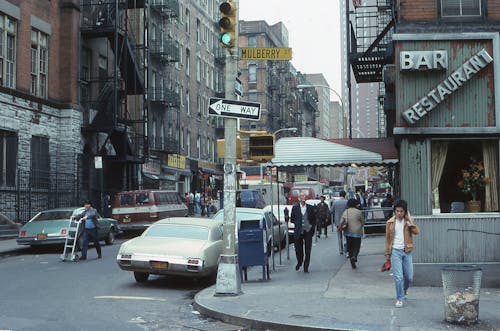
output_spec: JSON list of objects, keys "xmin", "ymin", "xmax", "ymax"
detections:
[
  {"xmin": 220, "ymin": 32, "xmax": 232, "ymax": 46},
  {"xmin": 218, "ymin": 1, "xmax": 236, "ymax": 49}
]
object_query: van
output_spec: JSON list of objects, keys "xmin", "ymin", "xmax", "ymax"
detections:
[
  {"xmin": 287, "ymin": 187, "xmax": 315, "ymax": 204},
  {"xmin": 112, "ymin": 190, "xmax": 188, "ymax": 231},
  {"xmin": 236, "ymin": 189, "xmax": 266, "ymax": 209},
  {"xmin": 245, "ymin": 183, "xmax": 286, "ymax": 206}
]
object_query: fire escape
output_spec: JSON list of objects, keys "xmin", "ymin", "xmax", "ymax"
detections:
[
  {"xmin": 350, "ymin": 0, "xmax": 395, "ymax": 136},
  {"xmin": 80, "ymin": 0, "xmax": 146, "ymax": 193},
  {"xmin": 148, "ymin": 0, "xmax": 180, "ymax": 155}
]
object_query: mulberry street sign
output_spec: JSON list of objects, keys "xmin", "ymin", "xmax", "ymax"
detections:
[
  {"xmin": 208, "ymin": 98, "xmax": 261, "ymax": 121},
  {"xmin": 240, "ymin": 47, "xmax": 292, "ymax": 61}
]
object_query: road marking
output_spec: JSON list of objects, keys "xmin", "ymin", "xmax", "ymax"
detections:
[{"xmin": 94, "ymin": 295, "xmax": 166, "ymax": 301}]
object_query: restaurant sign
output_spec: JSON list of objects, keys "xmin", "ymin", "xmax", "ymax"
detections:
[{"xmin": 402, "ymin": 48, "xmax": 493, "ymax": 125}]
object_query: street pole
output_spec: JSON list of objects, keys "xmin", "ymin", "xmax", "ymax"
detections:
[
  {"xmin": 345, "ymin": 0, "xmax": 353, "ymax": 139},
  {"xmin": 215, "ymin": 0, "xmax": 241, "ymax": 296}
]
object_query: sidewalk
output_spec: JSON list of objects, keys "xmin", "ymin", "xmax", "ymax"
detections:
[{"xmin": 194, "ymin": 235, "xmax": 500, "ymax": 331}]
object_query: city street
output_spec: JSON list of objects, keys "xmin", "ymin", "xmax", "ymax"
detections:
[{"xmin": 0, "ymin": 239, "xmax": 243, "ymax": 331}]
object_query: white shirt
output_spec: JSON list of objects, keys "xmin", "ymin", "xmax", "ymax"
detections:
[{"xmin": 393, "ymin": 218, "xmax": 405, "ymax": 250}]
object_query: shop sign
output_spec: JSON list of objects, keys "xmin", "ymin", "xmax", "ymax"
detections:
[
  {"xmin": 400, "ymin": 50, "xmax": 448, "ymax": 71},
  {"xmin": 143, "ymin": 158, "xmax": 161, "ymax": 175},
  {"xmin": 402, "ymin": 48, "xmax": 493, "ymax": 125},
  {"xmin": 167, "ymin": 154, "xmax": 186, "ymax": 169}
]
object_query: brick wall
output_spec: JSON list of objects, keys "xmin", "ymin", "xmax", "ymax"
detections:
[{"xmin": 399, "ymin": 0, "xmax": 438, "ymax": 22}]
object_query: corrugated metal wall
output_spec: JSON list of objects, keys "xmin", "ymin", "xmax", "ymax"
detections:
[
  {"xmin": 414, "ymin": 215, "xmax": 500, "ymax": 263},
  {"xmin": 395, "ymin": 40, "xmax": 495, "ymax": 128},
  {"xmin": 400, "ymin": 138, "xmax": 431, "ymax": 215}
]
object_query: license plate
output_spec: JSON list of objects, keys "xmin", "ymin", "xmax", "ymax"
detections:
[
  {"xmin": 37, "ymin": 233, "xmax": 48, "ymax": 240},
  {"xmin": 122, "ymin": 217, "xmax": 131, "ymax": 223},
  {"xmin": 150, "ymin": 261, "xmax": 168, "ymax": 270}
]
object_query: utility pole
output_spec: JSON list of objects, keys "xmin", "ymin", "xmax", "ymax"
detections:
[{"xmin": 215, "ymin": 0, "xmax": 241, "ymax": 296}]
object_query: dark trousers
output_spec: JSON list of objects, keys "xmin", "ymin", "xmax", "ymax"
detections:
[
  {"xmin": 295, "ymin": 230, "xmax": 313, "ymax": 271},
  {"xmin": 81, "ymin": 228, "xmax": 102, "ymax": 259},
  {"xmin": 346, "ymin": 236, "xmax": 361, "ymax": 261},
  {"xmin": 316, "ymin": 218, "xmax": 327, "ymax": 236}
]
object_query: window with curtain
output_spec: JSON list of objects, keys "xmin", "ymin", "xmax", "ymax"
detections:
[
  {"xmin": 0, "ymin": 130, "xmax": 17, "ymax": 187},
  {"xmin": 31, "ymin": 136, "xmax": 50, "ymax": 189},
  {"xmin": 248, "ymin": 64, "xmax": 257, "ymax": 82},
  {"xmin": 0, "ymin": 14, "xmax": 17, "ymax": 89},
  {"xmin": 434, "ymin": 140, "xmax": 498, "ymax": 213}
]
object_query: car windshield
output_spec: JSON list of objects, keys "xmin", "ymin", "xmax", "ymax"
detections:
[
  {"xmin": 32, "ymin": 210, "xmax": 73, "ymax": 222},
  {"xmin": 144, "ymin": 224, "xmax": 209, "ymax": 240}
]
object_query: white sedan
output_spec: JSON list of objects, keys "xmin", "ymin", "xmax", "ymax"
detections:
[{"xmin": 116, "ymin": 217, "xmax": 223, "ymax": 283}]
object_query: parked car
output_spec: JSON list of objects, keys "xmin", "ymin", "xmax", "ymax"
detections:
[
  {"xmin": 17, "ymin": 207, "xmax": 120, "ymax": 247},
  {"xmin": 112, "ymin": 190, "xmax": 188, "ymax": 232},
  {"xmin": 263, "ymin": 204, "xmax": 295, "ymax": 241},
  {"xmin": 236, "ymin": 189, "xmax": 266, "ymax": 209},
  {"xmin": 212, "ymin": 207, "xmax": 286, "ymax": 252},
  {"xmin": 116, "ymin": 217, "xmax": 223, "ymax": 282}
]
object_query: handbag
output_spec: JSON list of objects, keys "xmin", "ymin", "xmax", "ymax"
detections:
[{"xmin": 380, "ymin": 258, "xmax": 391, "ymax": 272}]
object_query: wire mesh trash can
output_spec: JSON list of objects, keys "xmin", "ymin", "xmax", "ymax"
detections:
[{"xmin": 441, "ymin": 266, "xmax": 482, "ymax": 325}]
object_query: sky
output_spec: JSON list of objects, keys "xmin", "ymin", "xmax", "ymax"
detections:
[{"xmin": 238, "ymin": 0, "xmax": 343, "ymax": 98}]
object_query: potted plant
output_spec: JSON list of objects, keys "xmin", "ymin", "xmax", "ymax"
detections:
[{"xmin": 458, "ymin": 158, "xmax": 488, "ymax": 212}]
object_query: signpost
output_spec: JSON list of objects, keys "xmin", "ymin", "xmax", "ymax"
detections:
[
  {"xmin": 240, "ymin": 47, "xmax": 292, "ymax": 61},
  {"xmin": 209, "ymin": 97, "xmax": 261, "ymax": 120}
]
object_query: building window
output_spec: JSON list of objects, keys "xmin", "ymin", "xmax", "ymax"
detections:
[
  {"xmin": 80, "ymin": 48, "xmax": 91, "ymax": 105},
  {"xmin": 0, "ymin": 15, "xmax": 17, "ymax": 88},
  {"xmin": 196, "ymin": 57, "xmax": 201, "ymax": 82},
  {"xmin": 441, "ymin": 0, "xmax": 481, "ymax": 17},
  {"xmin": 31, "ymin": 136, "xmax": 50, "ymax": 189},
  {"xmin": 248, "ymin": 36, "xmax": 257, "ymax": 47},
  {"xmin": 197, "ymin": 135, "xmax": 201, "ymax": 159},
  {"xmin": 185, "ymin": 9, "xmax": 190, "ymax": 33},
  {"xmin": 0, "ymin": 130, "xmax": 17, "ymax": 187},
  {"xmin": 30, "ymin": 30, "xmax": 49, "ymax": 98},
  {"xmin": 187, "ymin": 131, "xmax": 191, "ymax": 156},
  {"xmin": 196, "ymin": 19, "xmax": 201, "ymax": 43},
  {"xmin": 197, "ymin": 95, "xmax": 202, "ymax": 115},
  {"xmin": 432, "ymin": 140, "xmax": 498, "ymax": 213},
  {"xmin": 248, "ymin": 64, "xmax": 257, "ymax": 82},
  {"xmin": 185, "ymin": 48, "xmax": 190, "ymax": 76}
]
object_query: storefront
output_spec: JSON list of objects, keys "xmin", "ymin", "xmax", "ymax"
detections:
[{"xmin": 391, "ymin": 33, "xmax": 500, "ymax": 272}]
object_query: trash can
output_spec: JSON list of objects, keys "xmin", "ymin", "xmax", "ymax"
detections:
[
  {"xmin": 238, "ymin": 219, "xmax": 269, "ymax": 281},
  {"xmin": 441, "ymin": 265, "xmax": 482, "ymax": 325}
]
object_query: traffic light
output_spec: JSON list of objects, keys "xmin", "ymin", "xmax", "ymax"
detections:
[
  {"xmin": 218, "ymin": 1, "xmax": 236, "ymax": 49},
  {"xmin": 217, "ymin": 138, "xmax": 242, "ymax": 159},
  {"xmin": 249, "ymin": 134, "xmax": 274, "ymax": 162}
]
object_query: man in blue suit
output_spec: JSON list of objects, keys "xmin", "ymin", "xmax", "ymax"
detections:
[{"xmin": 291, "ymin": 193, "xmax": 316, "ymax": 273}]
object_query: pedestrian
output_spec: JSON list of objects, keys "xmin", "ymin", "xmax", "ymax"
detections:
[
  {"xmin": 102, "ymin": 194, "xmax": 112, "ymax": 218},
  {"xmin": 385, "ymin": 199, "xmax": 420, "ymax": 308},
  {"xmin": 188, "ymin": 191, "xmax": 195, "ymax": 215},
  {"xmin": 331, "ymin": 190, "xmax": 348, "ymax": 255},
  {"xmin": 291, "ymin": 192, "xmax": 316, "ymax": 273},
  {"xmin": 316, "ymin": 195, "xmax": 329, "ymax": 239},
  {"xmin": 339, "ymin": 198, "xmax": 364, "ymax": 269},
  {"xmin": 194, "ymin": 191, "xmax": 201, "ymax": 215},
  {"xmin": 72, "ymin": 200, "xmax": 102, "ymax": 260},
  {"xmin": 381, "ymin": 193, "xmax": 394, "ymax": 220}
]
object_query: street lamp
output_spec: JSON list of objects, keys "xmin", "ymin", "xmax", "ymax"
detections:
[
  {"xmin": 296, "ymin": 84, "xmax": 349, "ymax": 139},
  {"xmin": 273, "ymin": 127, "xmax": 297, "ymax": 138}
]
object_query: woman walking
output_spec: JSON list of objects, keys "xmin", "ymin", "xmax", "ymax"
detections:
[
  {"xmin": 339, "ymin": 198, "xmax": 364, "ymax": 269},
  {"xmin": 385, "ymin": 199, "xmax": 420, "ymax": 308}
]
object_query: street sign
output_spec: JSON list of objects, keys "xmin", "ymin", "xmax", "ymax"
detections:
[
  {"xmin": 209, "ymin": 98, "xmax": 261, "ymax": 120},
  {"xmin": 240, "ymin": 47, "xmax": 292, "ymax": 61}
]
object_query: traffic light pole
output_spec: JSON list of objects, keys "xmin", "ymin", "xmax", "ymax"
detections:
[{"xmin": 215, "ymin": 0, "xmax": 241, "ymax": 296}]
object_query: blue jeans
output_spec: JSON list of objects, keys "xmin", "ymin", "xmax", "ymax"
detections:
[{"xmin": 390, "ymin": 248, "xmax": 413, "ymax": 301}]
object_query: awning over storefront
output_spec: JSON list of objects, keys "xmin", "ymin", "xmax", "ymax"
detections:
[{"xmin": 271, "ymin": 137, "xmax": 398, "ymax": 168}]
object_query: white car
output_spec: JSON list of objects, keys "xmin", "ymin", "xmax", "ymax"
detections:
[
  {"xmin": 263, "ymin": 204, "xmax": 295, "ymax": 240},
  {"xmin": 116, "ymin": 217, "xmax": 223, "ymax": 283}
]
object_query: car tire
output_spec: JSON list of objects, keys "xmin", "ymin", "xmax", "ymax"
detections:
[
  {"xmin": 134, "ymin": 272, "xmax": 149, "ymax": 283},
  {"xmin": 105, "ymin": 228, "xmax": 116, "ymax": 245}
]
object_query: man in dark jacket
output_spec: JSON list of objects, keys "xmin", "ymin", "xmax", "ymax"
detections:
[
  {"xmin": 291, "ymin": 192, "xmax": 316, "ymax": 273},
  {"xmin": 316, "ymin": 195, "xmax": 330, "ymax": 239}
]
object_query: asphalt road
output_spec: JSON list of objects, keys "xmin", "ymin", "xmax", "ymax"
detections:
[{"xmin": 0, "ymin": 238, "xmax": 246, "ymax": 331}]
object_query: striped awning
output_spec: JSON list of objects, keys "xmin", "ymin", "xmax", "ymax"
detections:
[{"xmin": 270, "ymin": 137, "xmax": 398, "ymax": 168}]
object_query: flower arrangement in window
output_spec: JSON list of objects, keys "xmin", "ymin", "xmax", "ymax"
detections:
[{"xmin": 458, "ymin": 158, "xmax": 488, "ymax": 201}]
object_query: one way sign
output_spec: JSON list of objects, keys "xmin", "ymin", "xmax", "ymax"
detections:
[{"xmin": 208, "ymin": 98, "xmax": 261, "ymax": 121}]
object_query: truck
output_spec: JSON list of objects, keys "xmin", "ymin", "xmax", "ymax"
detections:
[{"xmin": 290, "ymin": 181, "xmax": 325, "ymax": 198}]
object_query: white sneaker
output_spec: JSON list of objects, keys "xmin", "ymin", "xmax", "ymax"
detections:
[{"xmin": 395, "ymin": 300, "xmax": 403, "ymax": 308}]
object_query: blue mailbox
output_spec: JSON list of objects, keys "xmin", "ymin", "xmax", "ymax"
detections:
[{"xmin": 238, "ymin": 219, "xmax": 269, "ymax": 281}]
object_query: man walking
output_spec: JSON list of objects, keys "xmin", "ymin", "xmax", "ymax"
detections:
[
  {"xmin": 331, "ymin": 190, "xmax": 348, "ymax": 255},
  {"xmin": 73, "ymin": 200, "xmax": 102, "ymax": 260},
  {"xmin": 291, "ymin": 193, "xmax": 316, "ymax": 273},
  {"xmin": 316, "ymin": 195, "xmax": 329, "ymax": 239}
]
